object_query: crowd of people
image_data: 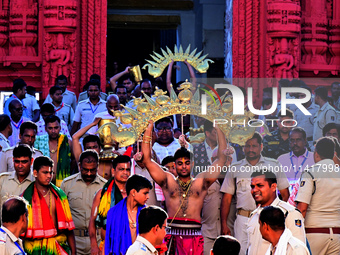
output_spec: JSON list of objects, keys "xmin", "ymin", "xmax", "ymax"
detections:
[{"xmin": 0, "ymin": 67, "xmax": 339, "ymax": 255}]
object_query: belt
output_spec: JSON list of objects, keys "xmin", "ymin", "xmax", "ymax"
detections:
[
  {"xmin": 74, "ymin": 229, "xmax": 100, "ymax": 237},
  {"xmin": 305, "ymin": 228, "xmax": 340, "ymax": 234},
  {"xmin": 237, "ymin": 209, "xmax": 252, "ymax": 218}
]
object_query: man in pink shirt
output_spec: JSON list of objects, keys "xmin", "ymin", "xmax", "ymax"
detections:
[{"xmin": 277, "ymin": 127, "xmax": 314, "ymax": 205}]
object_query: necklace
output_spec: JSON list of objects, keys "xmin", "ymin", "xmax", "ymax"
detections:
[
  {"xmin": 127, "ymin": 209, "xmax": 136, "ymax": 229},
  {"xmin": 43, "ymin": 189, "xmax": 50, "ymax": 198},
  {"xmin": 177, "ymin": 177, "xmax": 193, "ymax": 192},
  {"xmin": 49, "ymin": 148, "xmax": 57, "ymax": 154}
]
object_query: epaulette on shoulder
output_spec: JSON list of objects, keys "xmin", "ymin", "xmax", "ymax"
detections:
[
  {"xmin": 97, "ymin": 175, "xmax": 108, "ymax": 183},
  {"xmin": 2, "ymin": 146, "xmax": 13, "ymax": 153},
  {"xmin": 0, "ymin": 172, "xmax": 11, "ymax": 178},
  {"xmin": 0, "ymin": 231, "xmax": 6, "ymax": 244},
  {"xmin": 278, "ymin": 200, "xmax": 295, "ymax": 213},
  {"xmin": 33, "ymin": 148, "xmax": 43, "ymax": 154},
  {"xmin": 62, "ymin": 174, "xmax": 77, "ymax": 183},
  {"xmin": 263, "ymin": 157, "xmax": 278, "ymax": 163}
]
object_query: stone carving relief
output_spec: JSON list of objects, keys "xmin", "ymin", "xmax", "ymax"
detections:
[
  {"xmin": 9, "ymin": 0, "xmax": 38, "ymax": 56},
  {"xmin": 269, "ymin": 37, "xmax": 298, "ymax": 79},
  {"xmin": 45, "ymin": 33, "xmax": 75, "ymax": 86},
  {"xmin": 0, "ymin": 0, "xmax": 9, "ymax": 56}
]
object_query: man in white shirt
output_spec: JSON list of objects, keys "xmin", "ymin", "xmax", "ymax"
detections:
[
  {"xmin": 126, "ymin": 206, "xmax": 168, "ymax": 255},
  {"xmin": 152, "ymin": 117, "xmax": 182, "ymax": 162},
  {"xmin": 0, "ymin": 114, "xmax": 12, "ymax": 152},
  {"xmin": 259, "ymin": 206, "xmax": 309, "ymax": 255},
  {"xmin": 44, "ymin": 75, "xmax": 77, "ymax": 111},
  {"xmin": 71, "ymin": 80, "xmax": 106, "ymax": 135}
]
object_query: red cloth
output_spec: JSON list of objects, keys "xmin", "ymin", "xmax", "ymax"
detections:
[{"xmin": 164, "ymin": 218, "xmax": 204, "ymax": 255}]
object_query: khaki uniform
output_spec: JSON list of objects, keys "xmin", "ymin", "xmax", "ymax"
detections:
[
  {"xmin": 295, "ymin": 159, "xmax": 340, "ymax": 255},
  {"xmin": 0, "ymin": 146, "xmax": 42, "ymax": 173},
  {"xmin": 78, "ymin": 91, "xmax": 108, "ymax": 102},
  {"xmin": 0, "ymin": 133, "xmax": 10, "ymax": 153},
  {"xmin": 247, "ymin": 197, "xmax": 306, "ymax": 255},
  {"xmin": 313, "ymin": 102, "xmax": 337, "ymax": 141},
  {"xmin": 220, "ymin": 156, "xmax": 289, "ymax": 255},
  {"xmin": 202, "ymin": 181, "xmax": 222, "ymax": 255},
  {"xmin": 0, "ymin": 171, "xmax": 35, "ymax": 220},
  {"xmin": 45, "ymin": 89, "xmax": 77, "ymax": 111},
  {"xmin": 53, "ymin": 102, "xmax": 74, "ymax": 131},
  {"xmin": 0, "ymin": 226, "xmax": 25, "ymax": 255},
  {"xmin": 60, "ymin": 173, "xmax": 107, "ymax": 255},
  {"xmin": 126, "ymin": 236, "xmax": 158, "ymax": 255}
]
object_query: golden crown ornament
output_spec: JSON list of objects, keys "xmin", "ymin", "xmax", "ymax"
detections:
[{"xmin": 142, "ymin": 45, "xmax": 214, "ymax": 78}]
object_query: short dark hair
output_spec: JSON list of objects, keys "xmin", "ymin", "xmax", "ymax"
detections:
[
  {"xmin": 315, "ymin": 86, "xmax": 328, "ymax": 101},
  {"xmin": 40, "ymin": 103, "xmax": 55, "ymax": 114},
  {"xmin": 278, "ymin": 79, "xmax": 291, "ymax": 89},
  {"xmin": 248, "ymin": 131, "xmax": 263, "ymax": 145},
  {"xmin": 174, "ymin": 147, "xmax": 193, "ymax": 161},
  {"xmin": 2, "ymin": 197, "xmax": 28, "ymax": 224},
  {"xmin": 161, "ymin": 156, "xmax": 175, "ymax": 166},
  {"xmin": 263, "ymin": 87, "xmax": 273, "ymax": 94},
  {"xmin": 20, "ymin": 121, "xmax": 37, "ymax": 136},
  {"xmin": 33, "ymin": 156, "xmax": 54, "ymax": 172},
  {"xmin": 55, "ymin": 75, "xmax": 67, "ymax": 85},
  {"xmin": 0, "ymin": 114, "xmax": 11, "ymax": 132},
  {"xmin": 83, "ymin": 135, "xmax": 101, "ymax": 148},
  {"xmin": 44, "ymin": 115, "xmax": 61, "ymax": 125},
  {"xmin": 331, "ymin": 137, "xmax": 340, "ymax": 157},
  {"xmin": 126, "ymin": 174, "xmax": 152, "ymax": 195},
  {"xmin": 49, "ymin": 86, "xmax": 63, "ymax": 95},
  {"xmin": 86, "ymin": 79, "xmax": 101, "ymax": 90},
  {"xmin": 315, "ymin": 137, "xmax": 335, "ymax": 159},
  {"xmin": 290, "ymin": 127, "xmax": 307, "ymax": 140},
  {"xmin": 115, "ymin": 84, "xmax": 127, "ymax": 94},
  {"xmin": 278, "ymin": 108, "xmax": 294, "ymax": 119},
  {"xmin": 79, "ymin": 150, "xmax": 99, "ymax": 164},
  {"xmin": 112, "ymin": 155, "xmax": 131, "ymax": 169},
  {"xmin": 90, "ymin": 74, "xmax": 100, "ymax": 81},
  {"xmin": 155, "ymin": 117, "xmax": 173, "ymax": 128},
  {"xmin": 259, "ymin": 206, "xmax": 285, "ymax": 231},
  {"xmin": 251, "ymin": 170, "xmax": 277, "ymax": 186},
  {"xmin": 331, "ymin": 81, "xmax": 340, "ymax": 88},
  {"xmin": 289, "ymin": 79, "xmax": 307, "ymax": 88},
  {"xmin": 119, "ymin": 74, "xmax": 135, "ymax": 84},
  {"xmin": 212, "ymin": 235, "xmax": 241, "ymax": 255},
  {"xmin": 262, "ymin": 98, "xmax": 273, "ymax": 107},
  {"xmin": 322, "ymin": 123, "xmax": 340, "ymax": 137},
  {"xmin": 13, "ymin": 144, "xmax": 33, "ymax": 159},
  {"xmin": 138, "ymin": 206, "xmax": 168, "ymax": 234},
  {"xmin": 204, "ymin": 120, "xmax": 214, "ymax": 134},
  {"xmin": 12, "ymin": 78, "xmax": 27, "ymax": 93}
]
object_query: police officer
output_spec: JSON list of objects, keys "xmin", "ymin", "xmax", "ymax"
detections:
[
  {"xmin": 0, "ymin": 197, "xmax": 28, "ymax": 255},
  {"xmin": 0, "ymin": 145, "xmax": 34, "ymax": 220},
  {"xmin": 60, "ymin": 150, "xmax": 107, "ymax": 255},
  {"xmin": 313, "ymin": 86, "xmax": 338, "ymax": 142},
  {"xmin": 0, "ymin": 114, "xmax": 12, "ymax": 153},
  {"xmin": 126, "ymin": 206, "xmax": 168, "ymax": 255},
  {"xmin": 296, "ymin": 137, "xmax": 340, "ymax": 255},
  {"xmin": 247, "ymin": 171, "xmax": 306, "ymax": 255},
  {"xmin": 262, "ymin": 109, "xmax": 295, "ymax": 159},
  {"xmin": 220, "ymin": 132, "xmax": 290, "ymax": 255}
]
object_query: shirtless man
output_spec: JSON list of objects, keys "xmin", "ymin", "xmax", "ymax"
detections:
[{"xmin": 141, "ymin": 121, "xmax": 230, "ymax": 255}]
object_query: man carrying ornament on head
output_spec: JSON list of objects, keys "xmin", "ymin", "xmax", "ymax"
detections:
[{"xmin": 140, "ymin": 120, "xmax": 232, "ymax": 255}]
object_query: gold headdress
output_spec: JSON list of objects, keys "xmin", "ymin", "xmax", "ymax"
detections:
[{"xmin": 142, "ymin": 45, "xmax": 214, "ymax": 78}]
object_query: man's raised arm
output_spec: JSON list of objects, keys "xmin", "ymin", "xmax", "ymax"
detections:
[
  {"xmin": 200, "ymin": 126, "xmax": 231, "ymax": 187},
  {"xmin": 72, "ymin": 118, "xmax": 101, "ymax": 163},
  {"xmin": 142, "ymin": 121, "xmax": 168, "ymax": 187}
]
